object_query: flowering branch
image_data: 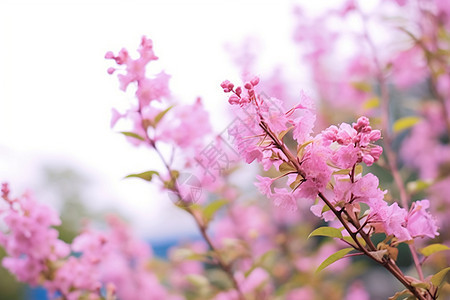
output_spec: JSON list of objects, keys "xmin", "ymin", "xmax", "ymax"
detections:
[{"xmin": 222, "ymin": 76, "xmax": 440, "ymax": 299}]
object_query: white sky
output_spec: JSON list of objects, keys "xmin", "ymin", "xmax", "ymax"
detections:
[{"xmin": 0, "ymin": 0, "xmax": 337, "ymax": 240}]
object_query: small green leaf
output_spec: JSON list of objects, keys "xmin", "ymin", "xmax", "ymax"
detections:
[
  {"xmin": 153, "ymin": 105, "xmax": 174, "ymax": 127},
  {"xmin": 297, "ymin": 140, "xmax": 313, "ymax": 157},
  {"xmin": 308, "ymin": 227, "xmax": 343, "ymax": 240},
  {"xmin": 354, "ymin": 164, "xmax": 363, "ymax": 175},
  {"xmin": 351, "ymin": 81, "xmax": 372, "ymax": 93},
  {"xmin": 321, "ymin": 204, "xmax": 331, "ymax": 213},
  {"xmin": 393, "ymin": 116, "xmax": 421, "ymax": 133},
  {"xmin": 203, "ymin": 199, "xmax": 228, "ymax": 223},
  {"xmin": 343, "ymin": 236, "xmax": 367, "ymax": 247},
  {"xmin": 332, "ymin": 169, "xmax": 351, "ymax": 175},
  {"xmin": 125, "ymin": 171, "xmax": 159, "ymax": 182},
  {"xmin": 315, "ymin": 248, "xmax": 353, "ymax": 274},
  {"xmin": 289, "ymin": 175, "xmax": 303, "ymax": 189},
  {"xmin": 279, "ymin": 162, "xmax": 296, "ymax": 172},
  {"xmin": 363, "ymin": 97, "xmax": 380, "ymax": 110},
  {"xmin": 407, "ymin": 180, "xmax": 432, "ymax": 194},
  {"xmin": 185, "ymin": 274, "xmax": 209, "ymax": 287},
  {"xmin": 120, "ymin": 131, "xmax": 145, "ymax": 141},
  {"xmin": 170, "ymin": 170, "xmax": 180, "ymax": 180},
  {"xmin": 278, "ymin": 126, "xmax": 293, "ymax": 141},
  {"xmin": 419, "ymin": 243, "xmax": 450, "ymax": 257},
  {"xmin": 431, "ymin": 267, "xmax": 450, "ymax": 287},
  {"xmin": 411, "ymin": 281, "xmax": 430, "ymax": 289}
]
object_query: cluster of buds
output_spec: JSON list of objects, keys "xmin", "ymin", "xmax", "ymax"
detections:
[
  {"xmin": 322, "ymin": 116, "xmax": 383, "ymax": 166},
  {"xmin": 221, "ymin": 76, "xmax": 260, "ymax": 106}
]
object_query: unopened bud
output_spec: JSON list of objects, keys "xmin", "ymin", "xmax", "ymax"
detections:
[
  {"xmin": 104, "ymin": 51, "xmax": 115, "ymax": 59},
  {"xmin": 228, "ymin": 95, "xmax": 240, "ymax": 105},
  {"xmin": 220, "ymin": 80, "xmax": 230, "ymax": 89},
  {"xmin": 250, "ymin": 76, "xmax": 260, "ymax": 86}
]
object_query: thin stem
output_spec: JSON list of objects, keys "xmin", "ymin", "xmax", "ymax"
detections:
[
  {"xmin": 257, "ymin": 113, "xmax": 428, "ymax": 299},
  {"xmin": 186, "ymin": 206, "xmax": 244, "ymax": 298},
  {"xmin": 410, "ymin": 243, "xmax": 425, "ymax": 281},
  {"xmin": 320, "ymin": 192, "xmax": 426, "ymax": 299},
  {"xmin": 138, "ymin": 113, "xmax": 245, "ymax": 299}
]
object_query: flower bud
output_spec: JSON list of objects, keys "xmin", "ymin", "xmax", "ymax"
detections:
[
  {"xmin": 104, "ymin": 51, "xmax": 115, "ymax": 59},
  {"xmin": 251, "ymin": 76, "xmax": 260, "ymax": 86},
  {"xmin": 228, "ymin": 95, "xmax": 240, "ymax": 105}
]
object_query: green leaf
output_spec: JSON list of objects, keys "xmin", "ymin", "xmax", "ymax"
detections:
[
  {"xmin": 170, "ymin": 170, "xmax": 180, "ymax": 180},
  {"xmin": 419, "ymin": 243, "xmax": 450, "ymax": 257},
  {"xmin": 351, "ymin": 81, "xmax": 372, "ymax": 93},
  {"xmin": 407, "ymin": 180, "xmax": 432, "ymax": 194},
  {"xmin": 354, "ymin": 164, "xmax": 363, "ymax": 175},
  {"xmin": 289, "ymin": 175, "xmax": 303, "ymax": 189},
  {"xmin": 431, "ymin": 267, "xmax": 450, "ymax": 287},
  {"xmin": 203, "ymin": 199, "xmax": 228, "ymax": 223},
  {"xmin": 120, "ymin": 131, "xmax": 145, "ymax": 141},
  {"xmin": 297, "ymin": 140, "xmax": 313, "ymax": 157},
  {"xmin": 153, "ymin": 105, "xmax": 174, "ymax": 127},
  {"xmin": 393, "ymin": 116, "xmax": 421, "ymax": 133},
  {"xmin": 411, "ymin": 282, "xmax": 430, "ymax": 289},
  {"xmin": 332, "ymin": 169, "xmax": 351, "ymax": 175},
  {"xmin": 125, "ymin": 171, "xmax": 159, "ymax": 182},
  {"xmin": 315, "ymin": 248, "xmax": 353, "ymax": 274},
  {"xmin": 279, "ymin": 162, "xmax": 296, "ymax": 172},
  {"xmin": 308, "ymin": 227, "xmax": 343, "ymax": 240},
  {"xmin": 363, "ymin": 97, "xmax": 380, "ymax": 110},
  {"xmin": 185, "ymin": 274, "xmax": 209, "ymax": 287},
  {"xmin": 278, "ymin": 126, "xmax": 293, "ymax": 141},
  {"xmin": 343, "ymin": 236, "xmax": 367, "ymax": 247}
]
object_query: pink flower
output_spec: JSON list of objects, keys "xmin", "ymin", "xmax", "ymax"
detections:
[
  {"xmin": 297, "ymin": 143, "xmax": 332, "ymax": 199},
  {"xmin": 351, "ymin": 173, "xmax": 385, "ymax": 203},
  {"xmin": 332, "ymin": 143, "xmax": 359, "ymax": 169},
  {"xmin": 273, "ymin": 188, "xmax": 298, "ymax": 211},
  {"xmin": 406, "ymin": 200, "xmax": 439, "ymax": 239},
  {"xmin": 333, "ymin": 176, "xmax": 353, "ymax": 204},
  {"xmin": 321, "ymin": 117, "xmax": 382, "ymax": 167},
  {"xmin": 254, "ymin": 175, "xmax": 274, "ymax": 197},
  {"xmin": 372, "ymin": 202, "xmax": 412, "ymax": 242},
  {"xmin": 159, "ymin": 98, "xmax": 212, "ymax": 149},
  {"xmin": 0, "ymin": 188, "xmax": 70, "ymax": 286},
  {"xmin": 292, "ymin": 110, "xmax": 316, "ymax": 144},
  {"xmin": 136, "ymin": 71, "xmax": 170, "ymax": 107}
]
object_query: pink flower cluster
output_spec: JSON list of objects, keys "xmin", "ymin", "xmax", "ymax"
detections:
[
  {"xmin": 107, "ymin": 36, "xmax": 211, "ymax": 150},
  {"xmin": 222, "ymin": 79, "xmax": 439, "ymax": 244},
  {"xmin": 321, "ymin": 116, "xmax": 382, "ymax": 167},
  {"xmin": 0, "ymin": 183, "xmax": 177, "ymax": 300},
  {"xmin": 0, "ymin": 183, "xmax": 70, "ymax": 286}
]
